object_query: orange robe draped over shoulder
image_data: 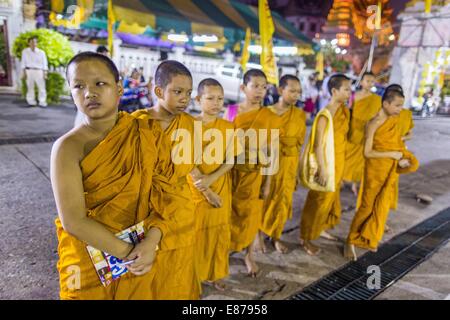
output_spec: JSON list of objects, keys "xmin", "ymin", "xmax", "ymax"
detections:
[
  {"xmin": 300, "ymin": 105, "xmax": 350, "ymax": 241},
  {"xmin": 343, "ymin": 94, "xmax": 381, "ymax": 182},
  {"xmin": 230, "ymin": 107, "xmax": 282, "ymax": 252},
  {"xmin": 398, "ymin": 109, "xmax": 414, "ymax": 137},
  {"xmin": 348, "ymin": 116, "xmax": 419, "ymax": 250},
  {"xmin": 188, "ymin": 118, "xmax": 239, "ymax": 282},
  {"xmin": 55, "ymin": 112, "xmax": 163, "ymax": 300},
  {"xmin": 261, "ymin": 106, "xmax": 306, "ymax": 239},
  {"xmin": 391, "ymin": 109, "xmax": 415, "ymax": 210},
  {"xmin": 133, "ymin": 110, "xmax": 201, "ymax": 300}
]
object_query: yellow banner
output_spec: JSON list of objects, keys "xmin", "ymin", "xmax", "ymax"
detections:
[
  {"xmin": 108, "ymin": 0, "xmax": 115, "ymax": 57},
  {"xmin": 240, "ymin": 28, "xmax": 251, "ymax": 73},
  {"xmin": 425, "ymin": 0, "xmax": 432, "ymax": 13},
  {"xmin": 315, "ymin": 51, "xmax": 324, "ymax": 81},
  {"xmin": 375, "ymin": 1, "xmax": 382, "ymax": 30},
  {"xmin": 258, "ymin": 0, "xmax": 278, "ymax": 85}
]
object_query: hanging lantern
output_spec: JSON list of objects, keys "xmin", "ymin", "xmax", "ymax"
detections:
[{"xmin": 336, "ymin": 33, "xmax": 350, "ymax": 47}]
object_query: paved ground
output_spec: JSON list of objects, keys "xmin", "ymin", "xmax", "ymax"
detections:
[{"xmin": 0, "ymin": 94, "xmax": 449, "ymax": 300}]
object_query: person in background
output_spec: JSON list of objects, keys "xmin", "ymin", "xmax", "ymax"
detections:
[
  {"xmin": 96, "ymin": 45, "xmax": 109, "ymax": 57},
  {"xmin": 303, "ymin": 73, "xmax": 319, "ymax": 122},
  {"xmin": 21, "ymin": 36, "xmax": 48, "ymax": 107}
]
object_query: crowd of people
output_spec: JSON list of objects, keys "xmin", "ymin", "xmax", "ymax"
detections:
[{"xmin": 50, "ymin": 51, "xmax": 419, "ymax": 300}]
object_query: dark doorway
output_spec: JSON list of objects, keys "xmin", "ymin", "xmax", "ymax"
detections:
[{"xmin": 0, "ymin": 18, "xmax": 12, "ymax": 87}]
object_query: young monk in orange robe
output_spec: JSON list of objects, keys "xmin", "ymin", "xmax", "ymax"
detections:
[
  {"xmin": 186, "ymin": 78, "xmax": 241, "ymax": 291},
  {"xmin": 133, "ymin": 61, "xmax": 224, "ymax": 299},
  {"xmin": 299, "ymin": 74, "xmax": 351, "ymax": 255},
  {"xmin": 226, "ymin": 69, "xmax": 282, "ymax": 276},
  {"xmin": 345, "ymin": 87, "xmax": 419, "ymax": 260},
  {"xmin": 386, "ymin": 85, "xmax": 415, "ymax": 232},
  {"xmin": 390, "ymin": 106, "xmax": 415, "ymax": 212},
  {"xmin": 261, "ymin": 75, "xmax": 306, "ymax": 253},
  {"xmin": 343, "ymin": 72, "xmax": 381, "ymax": 196},
  {"xmin": 51, "ymin": 52, "xmax": 163, "ymax": 299}
]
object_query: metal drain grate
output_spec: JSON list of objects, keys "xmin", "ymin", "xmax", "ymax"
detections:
[
  {"xmin": 0, "ymin": 135, "xmax": 59, "ymax": 145},
  {"xmin": 289, "ymin": 207, "xmax": 450, "ymax": 300}
]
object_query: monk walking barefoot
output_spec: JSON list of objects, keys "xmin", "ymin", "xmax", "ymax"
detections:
[
  {"xmin": 345, "ymin": 85, "xmax": 419, "ymax": 255},
  {"xmin": 299, "ymin": 74, "xmax": 351, "ymax": 254},
  {"xmin": 261, "ymin": 75, "xmax": 307, "ymax": 257}
]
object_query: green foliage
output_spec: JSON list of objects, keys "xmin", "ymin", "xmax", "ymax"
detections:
[
  {"xmin": 330, "ymin": 59, "xmax": 350, "ymax": 73},
  {"xmin": 12, "ymin": 28, "xmax": 73, "ymax": 68},
  {"xmin": 302, "ymin": 54, "xmax": 317, "ymax": 69},
  {"xmin": 440, "ymin": 80, "xmax": 450, "ymax": 100},
  {"xmin": 22, "ymin": 72, "xmax": 66, "ymax": 105},
  {"xmin": 319, "ymin": 43, "xmax": 350, "ymax": 73}
]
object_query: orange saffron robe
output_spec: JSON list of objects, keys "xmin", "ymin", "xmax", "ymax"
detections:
[
  {"xmin": 133, "ymin": 110, "xmax": 201, "ymax": 300},
  {"xmin": 230, "ymin": 107, "xmax": 282, "ymax": 252},
  {"xmin": 343, "ymin": 94, "xmax": 381, "ymax": 182},
  {"xmin": 261, "ymin": 106, "xmax": 306, "ymax": 239},
  {"xmin": 300, "ymin": 105, "xmax": 350, "ymax": 241},
  {"xmin": 188, "ymin": 118, "xmax": 240, "ymax": 282},
  {"xmin": 55, "ymin": 112, "xmax": 164, "ymax": 300},
  {"xmin": 391, "ymin": 109, "xmax": 415, "ymax": 209},
  {"xmin": 348, "ymin": 116, "xmax": 419, "ymax": 250}
]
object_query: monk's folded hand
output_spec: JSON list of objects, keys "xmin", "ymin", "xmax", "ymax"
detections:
[
  {"xmin": 390, "ymin": 151, "xmax": 403, "ymax": 160},
  {"xmin": 125, "ymin": 238, "xmax": 158, "ymax": 276},
  {"xmin": 316, "ymin": 166, "xmax": 328, "ymax": 187},
  {"xmin": 202, "ymin": 189, "xmax": 223, "ymax": 208},
  {"xmin": 398, "ymin": 159, "xmax": 411, "ymax": 169},
  {"xmin": 194, "ymin": 174, "xmax": 214, "ymax": 192}
]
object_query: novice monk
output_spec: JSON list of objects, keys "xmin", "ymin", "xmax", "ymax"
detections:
[
  {"xmin": 344, "ymin": 87, "xmax": 419, "ymax": 260},
  {"xmin": 226, "ymin": 69, "xmax": 282, "ymax": 276},
  {"xmin": 133, "ymin": 61, "xmax": 223, "ymax": 299},
  {"xmin": 299, "ymin": 74, "xmax": 351, "ymax": 255},
  {"xmin": 261, "ymin": 75, "xmax": 307, "ymax": 254},
  {"xmin": 187, "ymin": 78, "xmax": 240, "ymax": 291},
  {"xmin": 386, "ymin": 84, "xmax": 415, "ymax": 232},
  {"xmin": 343, "ymin": 72, "xmax": 381, "ymax": 196},
  {"xmin": 51, "ymin": 52, "xmax": 162, "ymax": 299}
]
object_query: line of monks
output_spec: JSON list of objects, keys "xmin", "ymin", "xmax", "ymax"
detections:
[{"xmin": 50, "ymin": 52, "xmax": 419, "ymax": 300}]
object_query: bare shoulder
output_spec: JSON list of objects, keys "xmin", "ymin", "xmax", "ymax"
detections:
[
  {"xmin": 51, "ymin": 128, "xmax": 86, "ymax": 163},
  {"xmin": 367, "ymin": 114, "xmax": 384, "ymax": 131}
]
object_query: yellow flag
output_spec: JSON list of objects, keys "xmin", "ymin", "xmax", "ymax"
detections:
[
  {"xmin": 425, "ymin": 0, "xmax": 432, "ymax": 13},
  {"xmin": 375, "ymin": 1, "xmax": 382, "ymax": 30},
  {"xmin": 108, "ymin": 0, "xmax": 116, "ymax": 57},
  {"xmin": 240, "ymin": 28, "xmax": 251, "ymax": 73},
  {"xmin": 258, "ymin": 0, "xmax": 278, "ymax": 86},
  {"xmin": 315, "ymin": 51, "xmax": 324, "ymax": 81}
]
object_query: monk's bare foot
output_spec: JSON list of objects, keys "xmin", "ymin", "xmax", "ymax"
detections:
[
  {"xmin": 253, "ymin": 232, "xmax": 267, "ymax": 253},
  {"xmin": 320, "ymin": 231, "xmax": 339, "ymax": 241},
  {"xmin": 351, "ymin": 183, "xmax": 358, "ymax": 196},
  {"xmin": 274, "ymin": 240, "xmax": 289, "ymax": 254},
  {"xmin": 344, "ymin": 243, "xmax": 357, "ymax": 261},
  {"xmin": 369, "ymin": 247, "xmax": 378, "ymax": 253},
  {"xmin": 244, "ymin": 252, "xmax": 259, "ymax": 277},
  {"xmin": 206, "ymin": 280, "xmax": 227, "ymax": 291},
  {"xmin": 300, "ymin": 240, "xmax": 321, "ymax": 256},
  {"xmin": 385, "ymin": 224, "xmax": 393, "ymax": 234}
]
